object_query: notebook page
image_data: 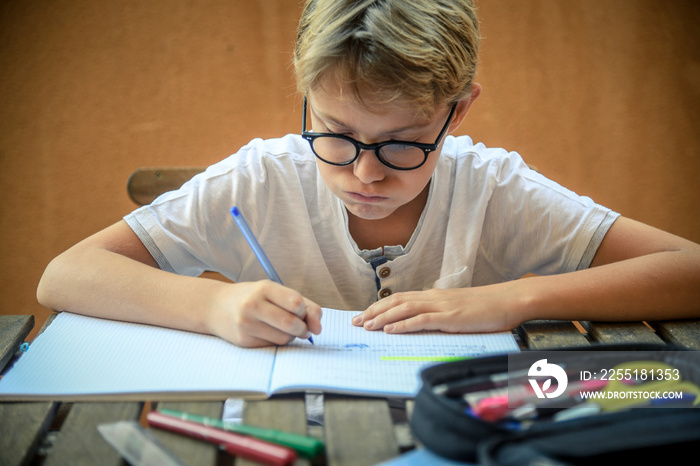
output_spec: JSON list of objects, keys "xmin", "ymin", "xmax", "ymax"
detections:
[
  {"xmin": 269, "ymin": 309, "xmax": 520, "ymax": 397},
  {"xmin": 0, "ymin": 312, "xmax": 275, "ymax": 400}
]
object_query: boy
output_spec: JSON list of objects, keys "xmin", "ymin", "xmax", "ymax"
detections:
[{"xmin": 37, "ymin": 0, "xmax": 700, "ymax": 348}]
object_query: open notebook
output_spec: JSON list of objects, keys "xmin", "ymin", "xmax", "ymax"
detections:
[{"xmin": 0, "ymin": 309, "xmax": 519, "ymax": 401}]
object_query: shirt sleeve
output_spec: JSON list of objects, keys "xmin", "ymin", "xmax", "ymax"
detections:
[
  {"xmin": 123, "ymin": 160, "xmax": 249, "ymax": 278},
  {"xmin": 476, "ymin": 150, "xmax": 620, "ymax": 281},
  {"xmin": 122, "ymin": 135, "xmax": 320, "ymax": 282},
  {"xmin": 122, "ymin": 139, "xmax": 276, "ymax": 279}
]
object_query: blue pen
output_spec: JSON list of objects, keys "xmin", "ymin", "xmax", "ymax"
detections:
[{"xmin": 230, "ymin": 206, "xmax": 314, "ymax": 344}]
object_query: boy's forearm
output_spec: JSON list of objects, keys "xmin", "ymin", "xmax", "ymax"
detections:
[
  {"xmin": 37, "ymin": 246, "xmax": 219, "ymax": 335},
  {"xmin": 517, "ymin": 249, "xmax": 700, "ymax": 323}
]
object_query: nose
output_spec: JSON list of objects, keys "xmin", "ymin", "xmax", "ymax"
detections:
[{"xmin": 352, "ymin": 149, "xmax": 386, "ymax": 184}]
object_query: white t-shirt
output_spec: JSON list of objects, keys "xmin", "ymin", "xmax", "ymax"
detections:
[{"xmin": 124, "ymin": 134, "xmax": 618, "ymax": 311}]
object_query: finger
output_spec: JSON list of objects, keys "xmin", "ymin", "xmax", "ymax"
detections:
[
  {"xmin": 362, "ymin": 299, "xmax": 428, "ymax": 331},
  {"xmin": 383, "ymin": 313, "xmax": 444, "ymax": 334},
  {"xmin": 264, "ymin": 281, "xmax": 308, "ymax": 318},
  {"xmin": 230, "ymin": 317, "xmax": 297, "ymax": 348},
  {"xmin": 303, "ymin": 298, "xmax": 323, "ymax": 335},
  {"xmin": 262, "ymin": 304, "xmax": 314, "ymax": 340},
  {"xmin": 269, "ymin": 283, "xmax": 322, "ymax": 339},
  {"xmin": 352, "ymin": 293, "xmax": 407, "ymax": 326},
  {"xmin": 233, "ymin": 301, "xmax": 305, "ymax": 347},
  {"xmin": 258, "ymin": 282, "xmax": 321, "ymax": 339}
]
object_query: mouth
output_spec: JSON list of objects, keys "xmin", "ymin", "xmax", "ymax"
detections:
[{"xmin": 347, "ymin": 191, "xmax": 388, "ymax": 203}]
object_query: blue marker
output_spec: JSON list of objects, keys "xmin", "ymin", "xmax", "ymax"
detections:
[{"xmin": 230, "ymin": 206, "xmax": 314, "ymax": 344}]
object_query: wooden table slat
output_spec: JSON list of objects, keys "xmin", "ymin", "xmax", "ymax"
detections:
[
  {"xmin": 582, "ymin": 321, "xmax": 664, "ymax": 345},
  {"xmin": 151, "ymin": 401, "xmax": 226, "ymax": 466},
  {"xmin": 36, "ymin": 313, "xmax": 58, "ymax": 338},
  {"xmin": 0, "ymin": 402, "xmax": 55, "ymax": 466},
  {"xmin": 0, "ymin": 314, "xmax": 34, "ymax": 372},
  {"xmin": 43, "ymin": 402, "xmax": 142, "ymax": 466},
  {"xmin": 324, "ymin": 399, "xmax": 398, "ymax": 466},
  {"xmin": 517, "ymin": 320, "xmax": 590, "ymax": 349},
  {"xmin": 241, "ymin": 397, "xmax": 311, "ymax": 466},
  {"xmin": 651, "ymin": 319, "xmax": 700, "ymax": 350}
]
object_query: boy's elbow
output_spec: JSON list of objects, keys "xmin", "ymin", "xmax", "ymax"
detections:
[
  {"xmin": 36, "ymin": 263, "xmax": 54, "ymax": 309},
  {"xmin": 36, "ymin": 255, "xmax": 66, "ymax": 310}
]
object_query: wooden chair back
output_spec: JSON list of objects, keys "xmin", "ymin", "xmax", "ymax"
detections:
[{"xmin": 127, "ymin": 167, "xmax": 205, "ymax": 205}]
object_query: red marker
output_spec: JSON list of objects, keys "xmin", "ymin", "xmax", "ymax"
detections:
[
  {"xmin": 471, "ymin": 379, "xmax": 608, "ymax": 422},
  {"xmin": 471, "ymin": 394, "xmax": 511, "ymax": 422},
  {"xmin": 147, "ymin": 411, "xmax": 297, "ymax": 466}
]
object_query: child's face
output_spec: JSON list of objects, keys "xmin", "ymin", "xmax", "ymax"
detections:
[{"xmin": 307, "ymin": 80, "xmax": 455, "ymax": 222}]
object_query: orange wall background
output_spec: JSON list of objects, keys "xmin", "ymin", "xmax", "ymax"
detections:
[{"xmin": 2, "ymin": 1, "xmax": 699, "ymax": 340}]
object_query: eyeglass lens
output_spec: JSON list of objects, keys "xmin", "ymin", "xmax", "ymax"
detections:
[{"xmin": 310, "ymin": 137, "xmax": 426, "ymax": 169}]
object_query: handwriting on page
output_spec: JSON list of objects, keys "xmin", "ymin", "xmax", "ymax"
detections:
[{"xmin": 331, "ymin": 342, "xmax": 486, "ymax": 354}]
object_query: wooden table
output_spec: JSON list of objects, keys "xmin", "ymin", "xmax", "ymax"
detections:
[{"xmin": 1, "ymin": 314, "xmax": 699, "ymax": 466}]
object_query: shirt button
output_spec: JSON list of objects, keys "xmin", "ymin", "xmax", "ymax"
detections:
[
  {"xmin": 379, "ymin": 267, "xmax": 391, "ymax": 278},
  {"xmin": 380, "ymin": 289, "xmax": 392, "ymax": 298}
]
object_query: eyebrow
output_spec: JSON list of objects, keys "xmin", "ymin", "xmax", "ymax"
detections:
[{"xmin": 312, "ymin": 106, "xmax": 432, "ymax": 137}]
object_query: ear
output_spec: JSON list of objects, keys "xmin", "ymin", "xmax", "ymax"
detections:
[{"xmin": 448, "ymin": 83, "xmax": 482, "ymax": 133}]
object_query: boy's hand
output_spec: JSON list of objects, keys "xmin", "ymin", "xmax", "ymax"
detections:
[
  {"xmin": 208, "ymin": 280, "xmax": 322, "ymax": 347},
  {"xmin": 352, "ymin": 285, "xmax": 520, "ymax": 335}
]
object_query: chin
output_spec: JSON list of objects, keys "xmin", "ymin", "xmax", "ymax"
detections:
[{"xmin": 346, "ymin": 203, "xmax": 395, "ymax": 221}]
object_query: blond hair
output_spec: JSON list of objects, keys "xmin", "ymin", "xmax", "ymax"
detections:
[{"xmin": 294, "ymin": 0, "xmax": 480, "ymax": 115}]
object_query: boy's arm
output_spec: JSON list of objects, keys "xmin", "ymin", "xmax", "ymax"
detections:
[
  {"xmin": 526, "ymin": 216, "xmax": 700, "ymax": 321},
  {"xmin": 353, "ymin": 216, "xmax": 700, "ymax": 333},
  {"xmin": 37, "ymin": 220, "xmax": 321, "ymax": 347}
]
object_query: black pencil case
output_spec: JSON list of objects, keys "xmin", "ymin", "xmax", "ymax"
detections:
[{"xmin": 409, "ymin": 343, "xmax": 700, "ymax": 465}]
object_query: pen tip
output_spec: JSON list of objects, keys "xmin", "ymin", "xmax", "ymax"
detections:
[{"xmin": 309, "ymin": 336, "xmax": 314, "ymax": 345}]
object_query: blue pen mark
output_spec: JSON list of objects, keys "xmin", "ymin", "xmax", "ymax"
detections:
[{"xmin": 343, "ymin": 343, "xmax": 370, "ymax": 350}]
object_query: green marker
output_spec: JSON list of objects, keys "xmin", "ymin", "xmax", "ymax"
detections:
[
  {"xmin": 380, "ymin": 356, "xmax": 474, "ymax": 362},
  {"xmin": 157, "ymin": 408, "xmax": 324, "ymax": 458}
]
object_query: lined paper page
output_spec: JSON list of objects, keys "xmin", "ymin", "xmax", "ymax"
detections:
[
  {"xmin": 0, "ymin": 312, "xmax": 275, "ymax": 400},
  {"xmin": 270, "ymin": 309, "xmax": 520, "ymax": 397}
]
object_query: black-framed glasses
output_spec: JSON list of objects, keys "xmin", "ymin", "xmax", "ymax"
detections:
[{"xmin": 301, "ymin": 97, "xmax": 457, "ymax": 170}]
